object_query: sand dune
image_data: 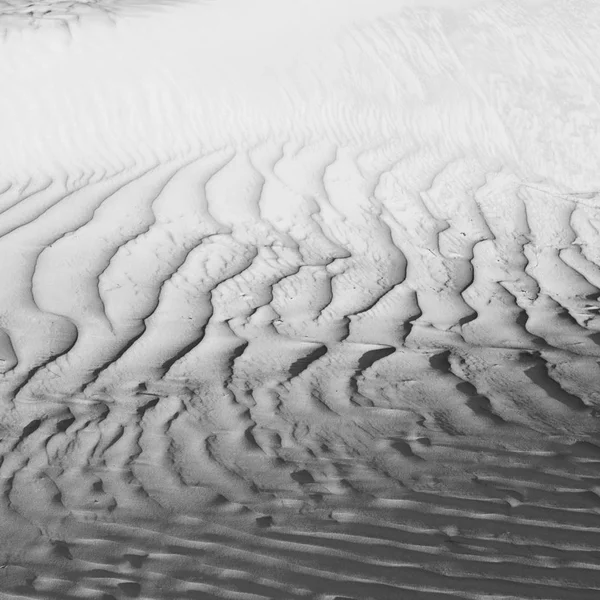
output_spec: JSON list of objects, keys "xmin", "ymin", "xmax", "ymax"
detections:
[{"xmin": 1, "ymin": 1, "xmax": 600, "ymax": 598}]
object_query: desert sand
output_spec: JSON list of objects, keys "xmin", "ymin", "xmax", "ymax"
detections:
[{"xmin": 0, "ymin": 0, "xmax": 600, "ymax": 598}]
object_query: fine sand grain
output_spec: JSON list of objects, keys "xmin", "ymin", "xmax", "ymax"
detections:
[{"xmin": 1, "ymin": 1, "xmax": 600, "ymax": 598}]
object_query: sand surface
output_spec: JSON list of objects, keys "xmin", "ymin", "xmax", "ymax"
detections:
[{"xmin": 1, "ymin": 1, "xmax": 600, "ymax": 598}]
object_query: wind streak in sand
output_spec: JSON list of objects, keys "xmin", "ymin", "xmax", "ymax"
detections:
[{"xmin": 1, "ymin": 0, "xmax": 600, "ymax": 599}]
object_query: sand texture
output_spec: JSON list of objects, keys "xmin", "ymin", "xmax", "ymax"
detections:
[{"xmin": 1, "ymin": 1, "xmax": 600, "ymax": 598}]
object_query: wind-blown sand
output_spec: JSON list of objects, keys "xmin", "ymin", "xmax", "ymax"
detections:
[{"xmin": 1, "ymin": 1, "xmax": 600, "ymax": 598}]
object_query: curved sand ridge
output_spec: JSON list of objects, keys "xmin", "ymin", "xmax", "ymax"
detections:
[
  {"xmin": 0, "ymin": 0, "xmax": 200, "ymax": 32},
  {"xmin": 1, "ymin": 1, "xmax": 600, "ymax": 599}
]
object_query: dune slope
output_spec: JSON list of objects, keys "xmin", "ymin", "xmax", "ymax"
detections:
[{"xmin": 1, "ymin": 1, "xmax": 600, "ymax": 598}]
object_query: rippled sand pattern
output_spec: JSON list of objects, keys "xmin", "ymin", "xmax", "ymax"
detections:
[
  {"xmin": 0, "ymin": 146, "xmax": 599, "ymax": 599},
  {"xmin": 2, "ymin": 0, "xmax": 600, "ymax": 598}
]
